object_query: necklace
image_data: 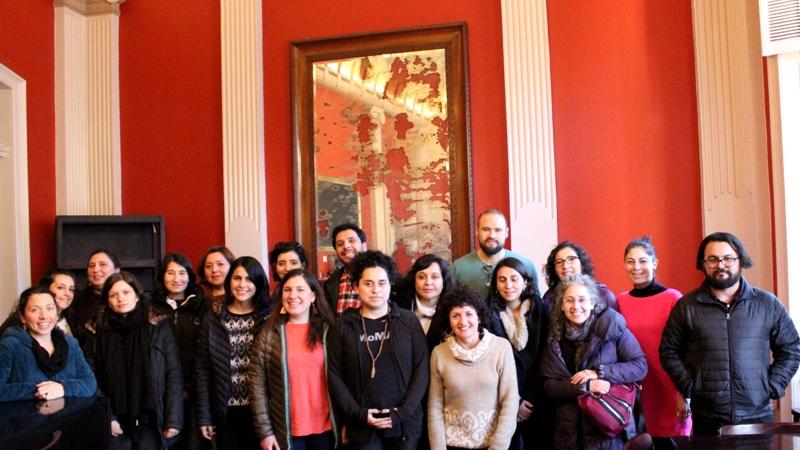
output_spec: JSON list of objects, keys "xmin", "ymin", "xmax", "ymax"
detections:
[{"xmin": 360, "ymin": 314, "xmax": 389, "ymax": 379}]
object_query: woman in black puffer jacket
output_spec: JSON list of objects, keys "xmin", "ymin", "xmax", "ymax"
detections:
[{"xmin": 195, "ymin": 256, "xmax": 270, "ymax": 450}]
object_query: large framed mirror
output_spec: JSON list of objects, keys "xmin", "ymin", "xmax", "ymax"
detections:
[{"xmin": 291, "ymin": 23, "xmax": 473, "ymax": 277}]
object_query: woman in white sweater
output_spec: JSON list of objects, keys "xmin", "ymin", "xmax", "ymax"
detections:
[{"xmin": 428, "ymin": 285, "xmax": 518, "ymax": 450}]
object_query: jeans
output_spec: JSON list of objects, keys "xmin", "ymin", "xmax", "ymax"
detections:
[{"xmin": 291, "ymin": 430, "xmax": 336, "ymax": 450}]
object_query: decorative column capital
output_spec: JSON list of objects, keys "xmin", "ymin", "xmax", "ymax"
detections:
[{"xmin": 54, "ymin": 0, "xmax": 126, "ymax": 16}]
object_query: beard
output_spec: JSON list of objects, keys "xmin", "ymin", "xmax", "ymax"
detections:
[
  {"xmin": 479, "ymin": 239, "xmax": 504, "ymax": 256},
  {"xmin": 706, "ymin": 267, "xmax": 741, "ymax": 290}
]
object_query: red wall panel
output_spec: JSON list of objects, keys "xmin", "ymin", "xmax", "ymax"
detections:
[
  {"xmin": 0, "ymin": 1, "xmax": 55, "ymax": 281},
  {"xmin": 547, "ymin": 0, "xmax": 703, "ymax": 294},
  {"xmin": 119, "ymin": 0, "xmax": 224, "ymax": 267}
]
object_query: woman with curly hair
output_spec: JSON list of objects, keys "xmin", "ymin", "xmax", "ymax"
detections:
[
  {"xmin": 542, "ymin": 241, "xmax": 618, "ymax": 311},
  {"xmin": 539, "ymin": 274, "xmax": 646, "ymax": 450},
  {"xmin": 327, "ymin": 250, "xmax": 429, "ymax": 450},
  {"xmin": 428, "ymin": 284, "xmax": 518, "ymax": 450}
]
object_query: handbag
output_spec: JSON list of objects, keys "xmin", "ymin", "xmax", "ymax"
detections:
[{"xmin": 577, "ymin": 383, "xmax": 638, "ymax": 438}]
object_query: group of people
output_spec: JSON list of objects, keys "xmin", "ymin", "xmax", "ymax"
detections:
[{"xmin": 1, "ymin": 208, "xmax": 798, "ymax": 450}]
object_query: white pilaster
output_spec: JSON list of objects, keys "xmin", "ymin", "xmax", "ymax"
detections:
[
  {"xmin": 692, "ymin": 0, "xmax": 773, "ymax": 289},
  {"xmin": 54, "ymin": 1, "xmax": 122, "ymax": 215},
  {"xmin": 501, "ymin": 0, "xmax": 557, "ymax": 292},
  {"xmin": 220, "ymin": 0, "xmax": 268, "ymax": 263}
]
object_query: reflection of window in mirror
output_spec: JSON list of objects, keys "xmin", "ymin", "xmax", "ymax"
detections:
[{"xmin": 313, "ymin": 50, "xmax": 453, "ymax": 271}]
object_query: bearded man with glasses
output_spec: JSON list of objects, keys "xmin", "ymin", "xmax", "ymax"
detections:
[{"xmin": 659, "ymin": 232, "xmax": 800, "ymax": 436}]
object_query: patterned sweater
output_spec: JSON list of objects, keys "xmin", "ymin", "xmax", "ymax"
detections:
[{"xmin": 428, "ymin": 332, "xmax": 519, "ymax": 450}]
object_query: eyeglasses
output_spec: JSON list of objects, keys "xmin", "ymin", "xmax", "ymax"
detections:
[
  {"xmin": 703, "ymin": 255, "xmax": 738, "ymax": 267},
  {"xmin": 555, "ymin": 255, "xmax": 579, "ymax": 267}
]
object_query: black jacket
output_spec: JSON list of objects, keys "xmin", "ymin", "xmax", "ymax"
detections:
[
  {"xmin": 487, "ymin": 297, "xmax": 551, "ymax": 402},
  {"xmin": 151, "ymin": 292, "xmax": 210, "ymax": 396},
  {"xmin": 659, "ymin": 277, "xmax": 800, "ymax": 423},
  {"xmin": 94, "ymin": 318, "xmax": 184, "ymax": 445},
  {"xmin": 327, "ymin": 304, "xmax": 429, "ymax": 443},
  {"xmin": 540, "ymin": 307, "xmax": 647, "ymax": 450},
  {"xmin": 195, "ymin": 305, "xmax": 268, "ymax": 428}
]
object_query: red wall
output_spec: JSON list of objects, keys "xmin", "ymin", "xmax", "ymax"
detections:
[
  {"xmin": 4, "ymin": 0, "xmax": 704, "ymax": 295},
  {"xmin": 263, "ymin": 0, "xmax": 509, "ymax": 252},
  {"xmin": 0, "ymin": 1, "xmax": 55, "ymax": 281},
  {"xmin": 547, "ymin": 0, "xmax": 703, "ymax": 294},
  {"xmin": 119, "ymin": 0, "xmax": 224, "ymax": 267}
]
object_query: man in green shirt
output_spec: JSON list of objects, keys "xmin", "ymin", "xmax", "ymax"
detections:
[{"xmin": 452, "ymin": 209, "xmax": 539, "ymax": 299}]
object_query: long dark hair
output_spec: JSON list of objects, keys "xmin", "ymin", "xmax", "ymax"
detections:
[
  {"xmin": 544, "ymin": 241, "xmax": 596, "ymax": 289},
  {"xmin": 153, "ymin": 252, "xmax": 201, "ymax": 300},
  {"xmin": 397, "ymin": 254, "xmax": 453, "ymax": 308},
  {"xmin": 267, "ymin": 269, "xmax": 334, "ymax": 347},
  {"xmin": 488, "ymin": 257, "xmax": 538, "ymax": 311},
  {"xmin": 224, "ymin": 256, "xmax": 271, "ymax": 315}
]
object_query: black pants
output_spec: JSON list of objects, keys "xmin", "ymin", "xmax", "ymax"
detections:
[
  {"xmin": 215, "ymin": 405, "xmax": 259, "ymax": 450},
  {"xmin": 352, "ymin": 433, "xmax": 418, "ymax": 450}
]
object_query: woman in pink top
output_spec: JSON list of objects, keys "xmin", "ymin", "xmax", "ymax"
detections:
[
  {"xmin": 249, "ymin": 269, "xmax": 337, "ymax": 450},
  {"xmin": 617, "ymin": 236, "xmax": 691, "ymax": 447}
]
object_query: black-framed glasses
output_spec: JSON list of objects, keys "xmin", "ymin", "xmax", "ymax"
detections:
[
  {"xmin": 703, "ymin": 255, "xmax": 738, "ymax": 267},
  {"xmin": 555, "ymin": 255, "xmax": 579, "ymax": 267}
]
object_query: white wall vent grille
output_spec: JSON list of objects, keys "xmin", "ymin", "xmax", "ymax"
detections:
[{"xmin": 760, "ymin": 0, "xmax": 800, "ymax": 55}]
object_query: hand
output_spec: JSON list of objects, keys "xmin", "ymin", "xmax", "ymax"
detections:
[
  {"xmin": 36, "ymin": 398, "xmax": 65, "ymax": 415},
  {"xmin": 34, "ymin": 381, "xmax": 65, "ymax": 401},
  {"xmin": 163, "ymin": 428, "xmax": 180, "ymax": 439},
  {"xmin": 200, "ymin": 425, "xmax": 216, "ymax": 440},
  {"xmin": 366, "ymin": 409, "xmax": 393, "ymax": 429},
  {"xmin": 517, "ymin": 400, "xmax": 534, "ymax": 422},
  {"xmin": 570, "ymin": 369, "xmax": 599, "ymax": 385},
  {"xmin": 588, "ymin": 379, "xmax": 610, "ymax": 395},
  {"xmin": 261, "ymin": 435, "xmax": 281, "ymax": 450},
  {"xmin": 111, "ymin": 420, "xmax": 124, "ymax": 437}
]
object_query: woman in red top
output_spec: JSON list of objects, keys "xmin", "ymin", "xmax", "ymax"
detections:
[
  {"xmin": 248, "ymin": 269, "xmax": 337, "ymax": 450},
  {"xmin": 617, "ymin": 236, "xmax": 691, "ymax": 446}
]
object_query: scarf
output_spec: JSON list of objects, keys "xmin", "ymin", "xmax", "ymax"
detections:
[
  {"xmin": 447, "ymin": 331, "xmax": 493, "ymax": 364},
  {"xmin": 100, "ymin": 300, "xmax": 155, "ymax": 440},
  {"xmin": 30, "ymin": 329, "xmax": 68, "ymax": 377},
  {"xmin": 563, "ymin": 313, "xmax": 595, "ymax": 368},
  {"xmin": 498, "ymin": 300, "xmax": 531, "ymax": 351}
]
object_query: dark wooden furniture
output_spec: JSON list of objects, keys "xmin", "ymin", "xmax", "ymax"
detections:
[
  {"xmin": 669, "ymin": 434, "xmax": 800, "ymax": 449},
  {"xmin": 56, "ymin": 215, "xmax": 165, "ymax": 291},
  {"xmin": 719, "ymin": 422, "xmax": 800, "ymax": 436},
  {"xmin": 0, "ymin": 396, "xmax": 110, "ymax": 450}
]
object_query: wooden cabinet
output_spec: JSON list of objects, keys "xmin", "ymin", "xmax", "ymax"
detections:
[{"xmin": 55, "ymin": 215, "xmax": 165, "ymax": 291}]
